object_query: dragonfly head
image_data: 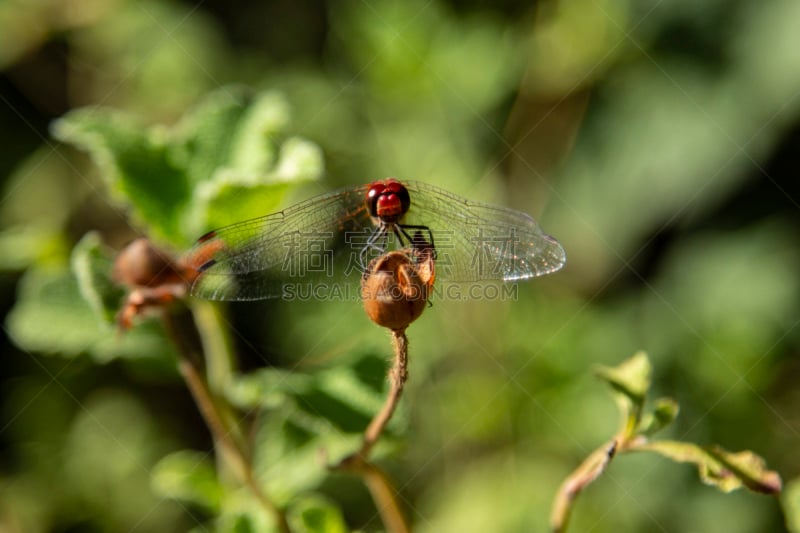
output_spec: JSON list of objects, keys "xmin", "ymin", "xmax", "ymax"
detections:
[{"xmin": 366, "ymin": 178, "xmax": 411, "ymax": 223}]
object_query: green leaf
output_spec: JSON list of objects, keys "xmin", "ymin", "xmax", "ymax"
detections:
[
  {"xmin": 171, "ymin": 88, "xmax": 309, "ymax": 190},
  {"xmin": 307, "ymin": 354, "xmax": 394, "ymax": 434},
  {"xmin": 595, "ymin": 352, "xmax": 651, "ymax": 405},
  {"xmin": 228, "ymin": 357, "xmax": 393, "ymax": 503},
  {"xmin": 171, "ymin": 88, "xmax": 322, "ymax": 185},
  {"xmin": 185, "ymin": 136, "xmax": 323, "ymax": 234},
  {"xmin": 152, "ymin": 450, "xmax": 223, "ymax": 512},
  {"xmin": 91, "ymin": 319, "xmax": 178, "ymax": 365},
  {"xmin": 7, "ymin": 268, "xmax": 111, "ymax": 355},
  {"xmin": 783, "ymin": 477, "xmax": 800, "ymax": 533},
  {"xmin": 7, "ymin": 267, "xmax": 176, "ymax": 364},
  {"xmin": 704, "ymin": 445, "xmax": 783, "ymax": 494},
  {"xmin": 71, "ymin": 232, "xmax": 126, "ymax": 324},
  {"xmin": 175, "ymin": 89, "xmax": 323, "ymax": 236},
  {"xmin": 52, "ymin": 109, "xmax": 189, "ymax": 242},
  {"xmin": 225, "ymin": 368, "xmax": 315, "ymax": 410},
  {"xmin": 215, "ymin": 491, "xmax": 283, "ymax": 533},
  {"xmin": 54, "ymin": 88, "xmax": 323, "ymax": 244},
  {"xmin": 315, "ymin": 365, "xmax": 387, "ymax": 422},
  {"xmin": 171, "ymin": 87, "xmax": 255, "ymax": 187},
  {"xmin": 288, "ymin": 496, "xmax": 348, "ymax": 533},
  {"xmin": 638, "ymin": 440, "xmax": 782, "ymax": 494},
  {"xmin": 0, "ymin": 226, "xmax": 67, "ymax": 270},
  {"xmin": 227, "ymin": 355, "xmax": 388, "ymax": 434},
  {"xmin": 190, "ymin": 181, "xmax": 290, "ymax": 235},
  {"xmin": 228, "ymin": 92, "xmax": 292, "ymax": 173},
  {"xmin": 638, "ymin": 397, "xmax": 679, "ymax": 436},
  {"xmin": 595, "ymin": 351, "xmax": 651, "ymax": 434},
  {"xmin": 252, "ymin": 413, "xmax": 328, "ymax": 505},
  {"xmin": 271, "ymin": 137, "xmax": 324, "ymax": 183}
]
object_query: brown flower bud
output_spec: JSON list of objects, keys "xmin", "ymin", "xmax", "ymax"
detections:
[
  {"xmin": 361, "ymin": 249, "xmax": 435, "ymax": 331},
  {"xmin": 113, "ymin": 238, "xmax": 195, "ymax": 330},
  {"xmin": 113, "ymin": 238, "xmax": 183, "ymax": 288}
]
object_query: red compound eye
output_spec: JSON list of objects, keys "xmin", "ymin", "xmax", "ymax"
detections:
[
  {"xmin": 366, "ymin": 181, "xmax": 386, "ymax": 210},
  {"xmin": 366, "ymin": 178, "xmax": 411, "ymax": 221}
]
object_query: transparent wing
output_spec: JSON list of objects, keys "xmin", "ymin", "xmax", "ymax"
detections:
[
  {"xmin": 188, "ymin": 184, "xmax": 374, "ymax": 300},
  {"xmin": 188, "ymin": 179, "xmax": 566, "ymax": 301},
  {"xmin": 402, "ymin": 181, "xmax": 566, "ymax": 282}
]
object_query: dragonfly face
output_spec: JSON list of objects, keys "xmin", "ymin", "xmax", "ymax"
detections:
[{"xmin": 367, "ymin": 178, "xmax": 411, "ymax": 223}]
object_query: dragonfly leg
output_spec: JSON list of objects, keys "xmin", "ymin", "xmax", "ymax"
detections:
[
  {"xmin": 398, "ymin": 224, "xmax": 436, "ymax": 259},
  {"xmin": 360, "ymin": 225, "xmax": 389, "ymax": 271}
]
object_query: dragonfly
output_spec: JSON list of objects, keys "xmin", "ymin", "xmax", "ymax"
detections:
[{"xmin": 189, "ymin": 178, "xmax": 566, "ymax": 301}]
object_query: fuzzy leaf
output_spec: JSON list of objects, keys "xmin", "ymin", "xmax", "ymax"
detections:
[
  {"xmin": 151, "ymin": 450, "xmax": 223, "ymax": 512},
  {"xmin": 314, "ymin": 365, "xmax": 387, "ymax": 422},
  {"xmin": 54, "ymin": 88, "xmax": 322, "ymax": 246},
  {"xmin": 6, "ymin": 267, "xmax": 176, "ymax": 364},
  {"xmin": 595, "ymin": 351, "xmax": 652, "ymax": 433},
  {"xmin": 176, "ymin": 90, "xmax": 322, "ymax": 237},
  {"xmin": 51, "ymin": 109, "xmax": 189, "ymax": 242},
  {"xmin": 186, "ymin": 136, "xmax": 323, "ymax": 235},
  {"xmin": 288, "ymin": 496, "xmax": 348, "ymax": 533},
  {"xmin": 639, "ymin": 397, "xmax": 679, "ymax": 436},
  {"xmin": 271, "ymin": 137, "xmax": 324, "ymax": 183},
  {"xmin": 289, "ymin": 360, "xmax": 393, "ymax": 435},
  {"xmin": 7, "ymin": 268, "xmax": 111, "ymax": 355},
  {"xmin": 171, "ymin": 87, "xmax": 256, "ymax": 187},
  {"xmin": 229, "ymin": 91, "xmax": 292, "ymax": 172},
  {"xmin": 227, "ymin": 355, "xmax": 387, "ymax": 433},
  {"xmin": 0, "ymin": 226, "xmax": 66, "ymax": 270},
  {"xmin": 71, "ymin": 232, "xmax": 125, "ymax": 324},
  {"xmin": 190, "ymin": 181, "xmax": 290, "ymax": 235},
  {"xmin": 595, "ymin": 352, "xmax": 651, "ymax": 405},
  {"xmin": 242, "ymin": 359, "xmax": 393, "ymax": 504},
  {"xmin": 254, "ymin": 411, "xmax": 358, "ymax": 505},
  {"xmin": 705, "ymin": 445, "xmax": 783, "ymax": 494},
  {"xmin": 215, "ymin": 491, "xmax": 285, "ymax": 533},
  {"xmin": 638, "ymin": 440, "xmax": 782, "ymax": 494},
  {"xmin": 225, "ymin": 368, "xmax": 315, "ymax": 410}
]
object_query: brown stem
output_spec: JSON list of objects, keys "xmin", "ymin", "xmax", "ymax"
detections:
[
  {"xmin": 337, "ymin": 456, "xmax": 411, "ymax": 533},
  {"xmin": 176, "ymin": 357, "xmax": 242, "ymax": 468},
  {"xmin": 163, "ymin": 312, "xmax": 291, "ymax": 533},
  {"xmin": 332, "ymin": 328, "xmax": 412, "ymax": 532},
  {"xmin": 359, "ymin": 328, "xmax": 409, "ymax": 458},
  {"xmin": 550, "ymin": 439, "xmax": 618, "ymax": 533}
]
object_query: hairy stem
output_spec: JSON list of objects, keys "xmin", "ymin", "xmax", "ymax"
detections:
[
  {"xmin": 337, "ymin": 455, "xmax": 411, "ymax": 533},
  {"xmin": 550, "ymin": 439, "xmax": 618, "ymax": 533},
  {"xmin": 333, "ymin": 328, "xmax": 411, "ymax": 532},
  {"xmin": 191, "ymin": 300, "xmax": 236, "ymax": 392},
  {"xmin": 359, "ymin": 329, "xmax": 409, "ymax": 457},
  {"xmin": 163, "ymin": 311, "xmax": 291, "ymax": 533}
]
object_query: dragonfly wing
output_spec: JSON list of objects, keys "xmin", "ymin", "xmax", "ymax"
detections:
[
  {"xmin": 403, "ymin": 181, "xmax": 566, "ymax": 282},
  {"xmin": 188, "ymin": 185, "xmax": 373, "ymax": 300}
]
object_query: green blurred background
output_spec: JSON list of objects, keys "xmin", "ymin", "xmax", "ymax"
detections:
[{"xmin": 1, "ymin": 0, "xmax": 799, "ymax": 531}]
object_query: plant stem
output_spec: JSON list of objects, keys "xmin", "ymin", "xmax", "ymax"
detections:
[
  {"xmin": 339, "ymin": 456, "xmax": 411, "ymax": 533},
  {"xmin": 359, "ymin": 328, "xmax": 409, "ymax": 457},
  {"xmin": 191, "ymin": 300, "xmax": 236, "ymax": 392},
  {"xmin": 333, "ymin": 328, "xmax": 411, "ymax": 532},
  {"xmin": 189, "ymin": 301, "xmax": 245, "ymax": 468},
  {"xmin": 162, "ymin": 310, "xmax": 291, "ymax": 533},
  {"xmin": 550, "ymin": 439, "xmax": 618, "ymax": 533}
]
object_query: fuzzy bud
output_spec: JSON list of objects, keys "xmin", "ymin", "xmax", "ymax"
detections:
[
  {"xmin": 361, "ymin": 249, "xmax": 435, "ymax": 331},
  {"xmin": 113, "ymin": 238, "xmax": 183, "ymax": 287}
]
